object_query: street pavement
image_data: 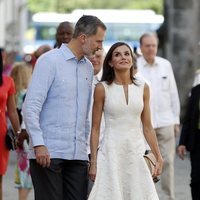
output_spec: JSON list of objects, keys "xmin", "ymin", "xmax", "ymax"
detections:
[{"xmin": 3, "ymin": 146, "xmax": 192, "ymax": 200}]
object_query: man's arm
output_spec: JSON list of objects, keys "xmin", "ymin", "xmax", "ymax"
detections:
[{"xmin": 23, "ymin": 56, "xmax": 55, "ymax": 148}]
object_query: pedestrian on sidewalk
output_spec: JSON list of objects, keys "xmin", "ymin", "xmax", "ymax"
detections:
[
  {"xmin": 177, "ymin": 84, "xmax": 200, "ymax": 200},
  {"xmin": 23, "ymin": 15, "xmax": 106, "ymax": 200},
  {"xmin": 137, "ymin": 32, "xmax": 180, "ymax": 200},
  {"xmin": 88, "ymin": 42, "xmax": 163, "ymax": 199},
  {"xmin": 0, "ymin": 49, "xmax": 20, "ymax": 200}
]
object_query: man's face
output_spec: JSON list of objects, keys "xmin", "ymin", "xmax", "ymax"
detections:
[
  {"xmin": 56, "ymin": 25, "xmax": 73, "ymax": 45},
  {"xmin": 82, "ymin": 27, "xmax": 106, "ymax": 56},
  {"xmin": 87, "ymin": 49, "xmax": 105, "ymax": 75},
  {"xmin": 140, "ymin": 35, "xmax": 158, "ymax": 64}
]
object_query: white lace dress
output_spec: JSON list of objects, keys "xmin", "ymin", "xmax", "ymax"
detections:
[{"xmin": 88, "ymin": 81, "xmax": 159, "ymax": 200}]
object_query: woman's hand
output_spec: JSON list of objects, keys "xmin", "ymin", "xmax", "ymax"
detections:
[
  {"xmin": 153, "ymin": 157, "xmax": 163, "ymax": 178},
  {"xmin": 88, "ymin": 162, "xmax": 97, "ymax": 182}
]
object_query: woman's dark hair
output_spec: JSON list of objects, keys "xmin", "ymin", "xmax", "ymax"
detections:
[
  {"xmin": 0, "ymin": 48, "xmax": 3, "ymax": 86},
  {"xmin": 101, "ymin": 42, "xmax": 137, "ymax": 84}
]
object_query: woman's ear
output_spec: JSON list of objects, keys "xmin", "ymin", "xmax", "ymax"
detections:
[{"xmin": 109, "ymin": 62, "xmax": 113, "ymax": 68}]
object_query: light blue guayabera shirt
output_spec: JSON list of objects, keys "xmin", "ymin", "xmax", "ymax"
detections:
[{"xmin": 23, "ymin": 44, "xmax": 93, "ymax": 160}]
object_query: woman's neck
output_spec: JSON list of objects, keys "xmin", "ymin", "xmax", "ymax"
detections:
[
  {"xmin": 114, "ymin": 78, "xmax": 132, "ymax": 85},
  {"xmin": 114, "ymin": 72, "xmax": 132, "ymax": 85}
]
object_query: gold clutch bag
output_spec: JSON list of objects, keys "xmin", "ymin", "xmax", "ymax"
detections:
[{"xmin": 144, "ymin": 150, "xmax": 159, "ymax": 183}]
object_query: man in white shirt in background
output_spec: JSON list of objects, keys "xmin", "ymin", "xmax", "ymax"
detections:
[{"xmin": 137, "ymin": 33, "xmax": 180, "ymax": 200}]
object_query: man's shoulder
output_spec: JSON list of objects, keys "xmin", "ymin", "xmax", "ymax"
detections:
[
  {"xmin": 156, "ymin": 56, "xmax": 171, "ymax": 65},
  {"xmin": 136, "ymin": 56, "xmax": 145, "ymax": 67},
  {"xmin": 137, "ymin": 55, "xmax": 144, "ymax": 62},
  {"xmin": 36, "ymin": 48, "xmax": 61, "ymax": 64},
  {"xmin": 41, "ymin": 48, "xmax": 60, "ymax": 58}
]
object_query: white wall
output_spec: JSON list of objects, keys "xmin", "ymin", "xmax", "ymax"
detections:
[
  {"xmin": 0, "ymin": 0, "xmax": 27, "ymax": 53},
  {"xmin": 0, "ymin": 0, "xmax": 6, "ymax": 48}
]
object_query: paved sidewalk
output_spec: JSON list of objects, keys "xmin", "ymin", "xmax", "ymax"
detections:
[
  {"xmin": 3, "ymin": 151, "xmax": 34, "ymax": 200},
  {"xmin": 3, "ymin": 150, "xmax": 191, "ymax": 200}
]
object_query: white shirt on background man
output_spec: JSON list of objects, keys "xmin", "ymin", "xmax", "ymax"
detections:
[{"xmin": 137, "ymin": 56, "xmax": 180, "ymax": 128}]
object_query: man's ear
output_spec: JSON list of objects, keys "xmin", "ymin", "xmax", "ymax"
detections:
[{"xmin": 79, "ymin": 34, "xmax": 87, "ymax": 43}]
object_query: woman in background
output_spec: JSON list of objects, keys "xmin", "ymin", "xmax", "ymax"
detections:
[
  {"xmin": 0, "ymin": 49, "xmax": 20, "ymax": 200},
  {"xmin": 10, "ymin": 62, "xmax": 32, "ymax": 124},
  {"xmin": 10, "ymin": 62, "xmax": 33, "ymax": 200}
]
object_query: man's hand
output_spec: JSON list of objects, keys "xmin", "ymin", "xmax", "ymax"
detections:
[
  {"xmin": 34, "ymin": 145, "xmax": 51, "ymax": 167},
  {"xmin": 177, "ymin": 145, "xmax": 186, "ymax": 160}
]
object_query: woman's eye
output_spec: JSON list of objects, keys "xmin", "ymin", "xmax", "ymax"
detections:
[{"xmin": 114, "ymin": 53, "xmax": 120, "ymax": 56}]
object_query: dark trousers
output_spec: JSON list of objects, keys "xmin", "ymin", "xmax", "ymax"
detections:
[
  {"xmin": 30, "ymin": 159, "xmax": 88, "ymax": 200},
  {"xmin": 190, "ymin": 135, "xmax": 200, "ymax": 200}
]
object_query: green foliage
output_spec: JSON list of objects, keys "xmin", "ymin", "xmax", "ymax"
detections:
[
  {"xmin": 127, "ymin": 0, "xmax": 163, "ymax": 14},
  {"xmin": 27, "ymin": 0, "xmax": 163, "ymax": 14}
]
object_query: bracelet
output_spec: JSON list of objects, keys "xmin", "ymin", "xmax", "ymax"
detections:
[
  {"xmin": 89, "ymin": 161, "xmax": 97, "ymax": 165},
  {"xmin": 15, "ymin": 130, "xmax": 21, "ymax": 136}
]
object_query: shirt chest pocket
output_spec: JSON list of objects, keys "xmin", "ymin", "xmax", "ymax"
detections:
[{"xmin": 161, "ymin": 76, "xmax": 169, "ymax": 91}]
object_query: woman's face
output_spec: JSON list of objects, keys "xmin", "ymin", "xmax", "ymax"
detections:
[
  {"xmin": 109, "ymin": 45, "xmax": 133, "ymax": 72},
  {"xmin": 1, "ymin": 50, "xmax": 6, "ymax": 66}
]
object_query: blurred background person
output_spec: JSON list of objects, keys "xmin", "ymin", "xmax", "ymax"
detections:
[
  {"xmin": 54, "ymin": 21, "xmax": 74, "ymax": 48},
  {"xmin": 34, "ymin": 45, "xmax": 52, "ymax": 60},
  {"xmin": 87, "ymin": 48, "xmax": 105, "ymax": 82},
  {"xmin": 10, "ymin": 62, "xmax": 32, "ymax": 124},
  {"xmin": 0, "ymin": 48, "xmax": 6, "ymax": 66},
  {"xmin": 137, "ymin": 32, "xmax": 180, "ymax": 200},
  {"xmin": 24, "ymin": 44, "xmax": 52, "ymax": 69},
  {"xmin": 0, "ymin": 47, "xmax": 11, "ymax": 76},
  {"xmin": 0, "ymin": 49, "xmax": 20, "ymax": 200},
  {"xmin": 192, "ymin": 68, "xmax": 200, "ymax": 87},
  {"xmin": 177, "ymin": 83, "xmax": 200, "ymax": 200},
  {"xmin": 10, "ymin": 62, "xmax": 33, "ymax": 200}
]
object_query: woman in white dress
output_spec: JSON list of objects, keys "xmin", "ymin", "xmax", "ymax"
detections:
[{"xmin": 88, "ymin": 42, "xmax": 163, "ymax": 200}]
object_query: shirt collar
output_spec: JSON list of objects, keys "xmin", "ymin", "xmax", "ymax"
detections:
[
  {"xmin": 141, "ymin": 56, "xmax": 159, "ymax": 67},
  {"xmin": 60, "ymin": 44, "xmax": 87, "ymax": 63}
]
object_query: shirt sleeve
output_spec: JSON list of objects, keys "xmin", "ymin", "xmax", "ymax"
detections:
[{"xmin": 23, "ymin": 55, "xmax": 55, "ymax": 147}]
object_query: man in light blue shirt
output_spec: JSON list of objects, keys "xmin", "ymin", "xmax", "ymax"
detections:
[{"xmin": 23, "ymin": 15, "xmax": 106, "ymax": 200}]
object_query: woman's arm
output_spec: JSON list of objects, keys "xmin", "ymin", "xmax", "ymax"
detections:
[
  {"xmin": 7, "ymin": 94, "xmax": 20, "ymax": 134},
  {"xmin": 141, "ymin": 83, "xmax": 163, "ymax": 177},
  {"xmin": 89, "ymin": 83, "xmax": 105, "ymax": 181}
]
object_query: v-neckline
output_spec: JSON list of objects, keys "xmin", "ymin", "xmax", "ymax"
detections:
[{"xmin": 113, "ymin": 82, "xmax": 132, "ymax": 106}]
